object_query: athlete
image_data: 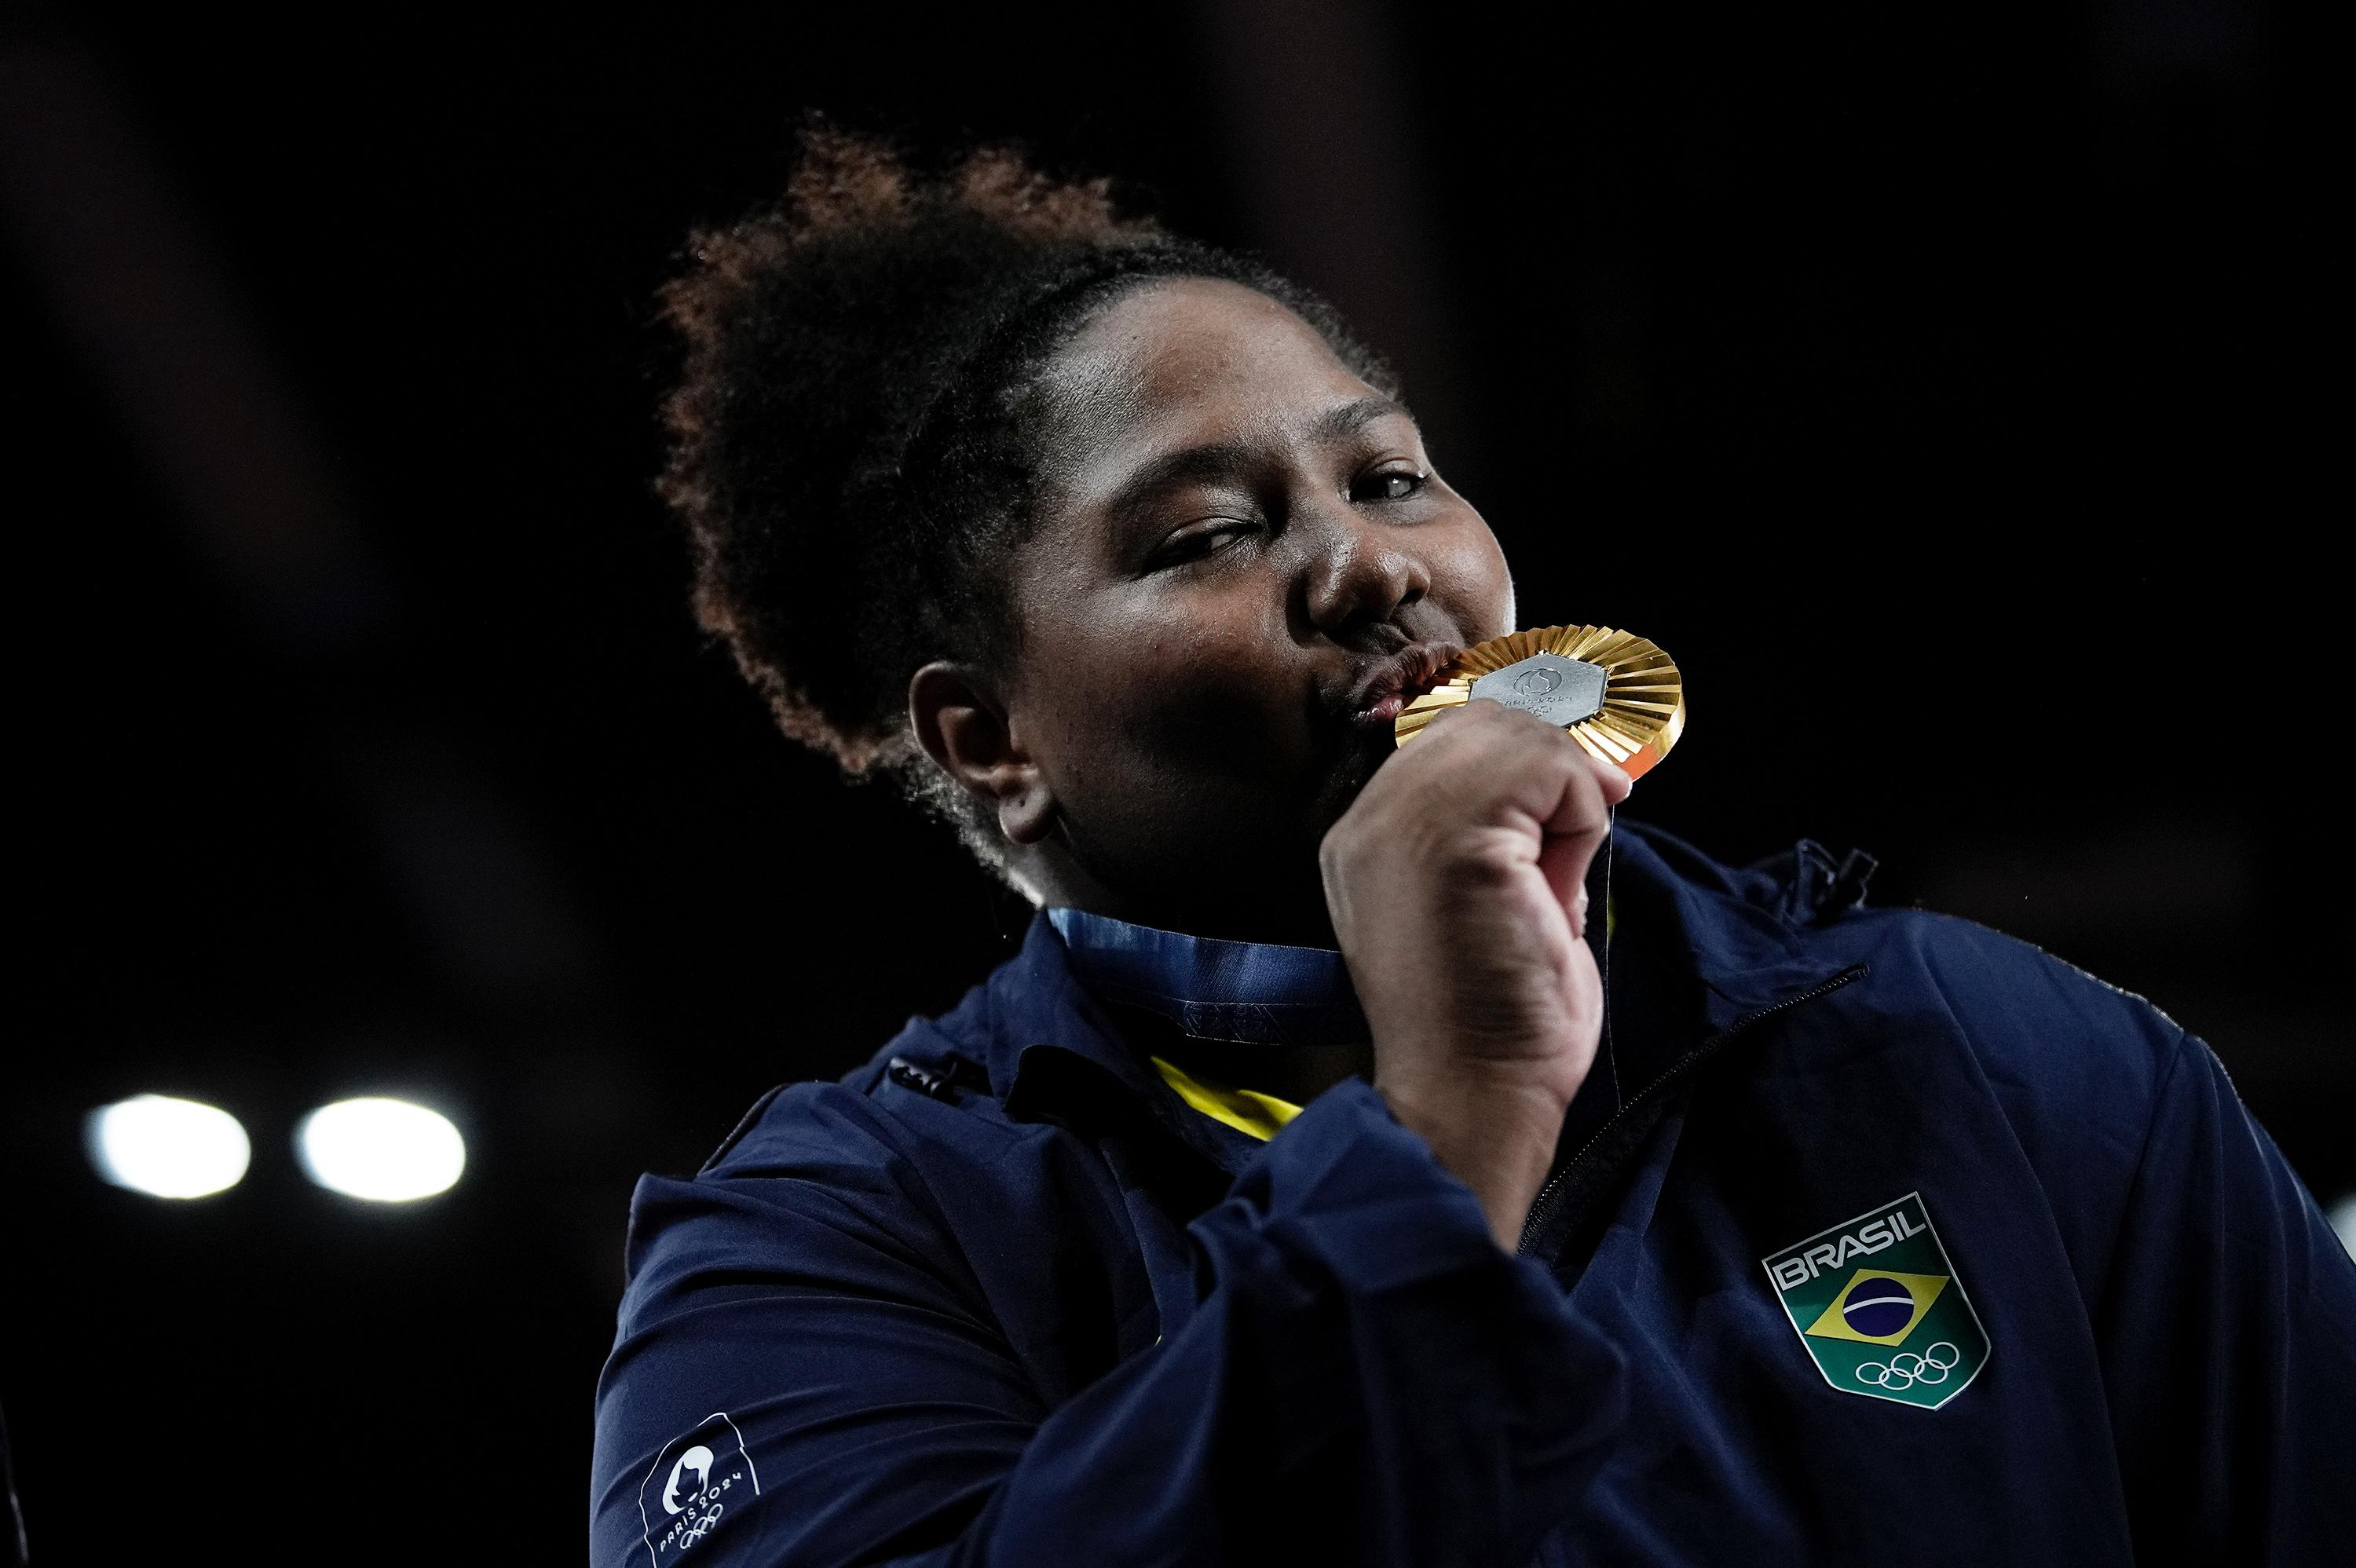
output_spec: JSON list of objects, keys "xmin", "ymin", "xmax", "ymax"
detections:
[{"xmin": 589, "ymin": 131, "xmax": 2356, "ymax": 1566}]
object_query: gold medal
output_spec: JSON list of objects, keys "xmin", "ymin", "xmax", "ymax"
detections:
[{"xmin": 1394, "ymin": 625, "xmax": 1685, "ymax": 779}]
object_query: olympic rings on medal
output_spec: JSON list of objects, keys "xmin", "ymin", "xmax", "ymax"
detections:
[{"xmin": 1855, "ymin": 1342, "xmax": 1960, "ymax": 1391}]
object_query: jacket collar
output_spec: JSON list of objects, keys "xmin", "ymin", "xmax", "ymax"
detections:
[
  {"xmin": 960, "ymin": 819, "xmax": 1863, "ymax": 1174},
  {"xmin": 1044, "ymin": 906, "xmax": 1367, "ymax": 1047},
  {"xmin": 974, "ymin": 913, "xmax": 1257, "ymax": 1175},
  {"xmin": 1605, "ymin": 822, "xmax": 1860, "ymax": 1046}
]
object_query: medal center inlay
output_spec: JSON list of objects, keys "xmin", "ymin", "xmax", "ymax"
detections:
[{"xmin": 1469, "ymin": 652, "xmax": 1607, "ymax": 728}]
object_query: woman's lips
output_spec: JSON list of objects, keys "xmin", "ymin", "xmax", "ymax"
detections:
[{"xmin": 1346, "ymin": 642, "xmax": 1462, "ymax": 728}]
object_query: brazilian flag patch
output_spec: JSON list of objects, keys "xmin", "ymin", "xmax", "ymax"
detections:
[{"xmin": 1762, "ymin": 1192, "xmax": 1991, "ymax": 1409}]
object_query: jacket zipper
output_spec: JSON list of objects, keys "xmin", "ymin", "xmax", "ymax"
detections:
[{"xmin": 1516, "ymin": 964, "xmax": 1867, "ymax": 1255}]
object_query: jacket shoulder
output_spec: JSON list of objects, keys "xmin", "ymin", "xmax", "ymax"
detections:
[
  {"xmin": 1814, "ymin": 901, "xmax": 2193, "ymax": 1208},
  {"xmin": 1838, "ymin": 902, "xmax": 2184, "ymax": 1063},
  {"xmin": 1628, "ymin": 816, "xmax": 2184, "ymax": 1065},
  {"xmin": 1628, "ymin": 817, "xmax": 2188, "ymax": 1138},
  {"xmin": 619, "ymin": 1009, "xmax": 1025, "ymax": 1286},
  {"xmin": 623, "ymin": 1077, "xmax": 942, "ymax": 1280}
]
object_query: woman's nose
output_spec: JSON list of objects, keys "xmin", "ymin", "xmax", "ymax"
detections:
[{"xmin": 1300, "ymin": 507, "xmax": 1430, "ymax": 635}]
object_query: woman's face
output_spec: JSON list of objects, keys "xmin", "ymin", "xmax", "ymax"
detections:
[{"xmin": 999, "ymin": 277, "xmax": 1514, "ymax": 942}]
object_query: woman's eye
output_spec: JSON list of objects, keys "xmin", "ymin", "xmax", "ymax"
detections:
[
  {"xmin": 1354, "ymin": 469, "xmax": 1428, "ymax": 503},
  {"xmin": 1150, "ymin": 521, "xmax": 1255, "ymax": 571}
]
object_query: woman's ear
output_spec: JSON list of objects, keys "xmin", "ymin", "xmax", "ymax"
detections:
[{"xmin": 908, "ymin": 661, "xmax": 1057, "ymax": 846}]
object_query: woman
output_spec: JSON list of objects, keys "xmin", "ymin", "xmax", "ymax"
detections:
[{"xmin": 591, "ymin": 133, "xmax": 2352, "ymax": 1566}]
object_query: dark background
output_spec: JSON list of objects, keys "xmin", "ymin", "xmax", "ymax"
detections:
[{"xmin": 2, "ymin": 3, "xmax": 2339, "ymax": 1562}]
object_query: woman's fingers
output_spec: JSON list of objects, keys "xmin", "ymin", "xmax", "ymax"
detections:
[{"xmin": 1402, "ymin": 701, "xmax": 1627, "ymax": 918}]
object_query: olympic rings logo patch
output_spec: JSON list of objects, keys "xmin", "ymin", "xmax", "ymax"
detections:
[{"xmin": 1855, "ymin": 1342, "xmax": 1960, "ymax": 1391}]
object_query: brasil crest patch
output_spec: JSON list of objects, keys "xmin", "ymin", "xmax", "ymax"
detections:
[{"xmin": 1762, "ymin": 1191, "xmax": 1990, "ymax": 1409}]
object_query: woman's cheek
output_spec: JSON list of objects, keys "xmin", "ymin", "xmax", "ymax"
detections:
[{"xmin": 1439, "ymin": 516, "xmax": 1515, "ymax": 638}]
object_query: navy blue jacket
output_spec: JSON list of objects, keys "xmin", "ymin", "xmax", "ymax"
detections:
[{"xmin": 590, "ymin": 822, "xmax": 2356, "ymax": 1566}]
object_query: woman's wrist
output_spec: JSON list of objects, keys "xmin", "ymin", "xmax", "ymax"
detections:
[{"xmin": 1375, "ymin": 1069, "xmax": 1571, "ymax": 1251}]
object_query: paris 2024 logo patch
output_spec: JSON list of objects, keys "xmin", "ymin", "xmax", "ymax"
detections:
[
  {"xmin": 637, "ymin": 1412, "xmax": 762, "ymax": 1563},
  {"xmin": 1762, "ymin": 1192, "xmax": 1991, "ymax": 1409}
]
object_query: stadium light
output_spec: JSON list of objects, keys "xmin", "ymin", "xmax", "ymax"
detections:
[
  {"xmin": 296, "ymin": 1097, "xmax": 466, "ymax": 1202},
  {"xmin": 86, "ymin": 1094, "xmax": 251, "ymax": 1199}
]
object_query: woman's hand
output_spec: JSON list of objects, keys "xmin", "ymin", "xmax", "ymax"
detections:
[{"xmin": 1320, "ymin": 700, "xmax": 1630, "ymax": 1249}]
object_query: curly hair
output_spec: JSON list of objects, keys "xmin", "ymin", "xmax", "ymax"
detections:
[{"xmin": 658, "ymin": 126, "xmax": 1399, "ymax": 872}]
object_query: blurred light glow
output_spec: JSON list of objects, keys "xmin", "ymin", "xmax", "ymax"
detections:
[
  {"xmin": 86, "ymin": 1095, "xmax": 251, "ymax": 1199},
  {"xmin": 2332, "ymin": 1193, "xmax": 2356, "ymax": 1263},
  {"xmin": 297, "ymin": 1097, "xmax": 466, "ymax": 1202}
]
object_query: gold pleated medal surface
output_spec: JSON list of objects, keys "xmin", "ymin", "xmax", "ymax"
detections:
[{"xmin": 1394, "ymin": 625, "xmax": 1685, "ymax": 780}]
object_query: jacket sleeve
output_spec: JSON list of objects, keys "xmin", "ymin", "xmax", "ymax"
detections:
[
  {"xmin": 2094, "ymin": 1027, "xmax": 2356, "ymax": 1561},
  {"xmin": 589, "ymin": 1076, "xmax": 1624, "ymax": 1568}
]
